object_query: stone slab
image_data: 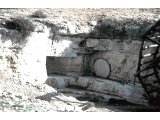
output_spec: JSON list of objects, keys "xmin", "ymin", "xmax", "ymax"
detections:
[
  {"xmin": 46, "ymin": 75, "xmax": 77, "ymax": 89},
  {"xmin": 46, "ymin": 75, "xmax": 146, "ymax": 104},
  {"xmin": 46, "ymin": 56, "xmax": 83, "ymax": 76},
  {"xmin": 94, "ymin": 59, "xmax": 111, "ymax": 78}
]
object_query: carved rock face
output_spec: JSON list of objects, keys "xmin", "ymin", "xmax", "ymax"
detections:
[{"xmin": 94, "ymin": 59, "xmax": 111, "ymax": 78}]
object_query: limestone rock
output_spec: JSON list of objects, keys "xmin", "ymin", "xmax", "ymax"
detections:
[
  {"xmin": 46, "ymin": 75, "xmax": 77, "ymax": 89},
  {"xmin": 86, "ymin": 39, "xmax": 99, "ymax": 47},
  {"xmin": 76, "ymin": 76, "xmax": 144, "ymax": 100},
  {"xmin": 88, "ymin": 21, "xmax": 97, "ymax": 27},
  {"xmin": 35, "ymin": 84, "xmax": 57, "ymax": 94},
  {"xmin": 94, "ymin": 59, "xmax": 111, "ymax": 78},
  {"xmin": 46, "ymin": 56, "xmax": 83, "ymax": 76}
]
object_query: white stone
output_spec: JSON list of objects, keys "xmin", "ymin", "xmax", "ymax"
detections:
[
  {"xmin": 94, "ymin": 59, "xmax": 111, "ymax": 78},
  {"xmin": 46, "ymin": 76, "xmax": 76, "ymax": 88},
  {"xmin": 77, "ymin": 76, "xmax": 141, "ymax": 98},
  {"xmin": 77, "ymin": 77, "xmax": 89, "ymax": 88},
  {"xmin": 88, "ymin": 21, "xmax": 97, "ymax": 26},
  {"xmin": 16, "ymin": 27, "xmax": 50, "ymax": 85},
  {"xmin": 8, "ymin": 100, "xmax": 14, "ymax": 106},
  {"xmin": 46, "ymin": 56, "xmax": 83, "ymax": 76}
]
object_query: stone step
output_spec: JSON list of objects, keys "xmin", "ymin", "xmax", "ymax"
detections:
[{"xmin": 46, "ymin": 75, "xmax": 148, "ymax": 106}]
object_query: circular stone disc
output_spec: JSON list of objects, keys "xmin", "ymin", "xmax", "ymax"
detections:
[{"xmin": 94, "ymin": 59, "xmax": 111, "ymax": 78}]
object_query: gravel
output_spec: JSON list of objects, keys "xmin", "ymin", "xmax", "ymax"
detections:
[
  {"xmin": 0, "ymin": 90, "xmax": 85, "ymax": 112},
  {"xmin": 0, "ymin": 91, "xmax": 54, "ymax": 112}
]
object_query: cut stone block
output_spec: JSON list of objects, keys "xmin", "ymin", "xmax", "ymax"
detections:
[
  {"xmin": 94, "ymin": 59, "xmax": 111, "ymax": 78},
  {"xmin": 46, "ymin": 75, "xmax": 146, "ymax": 105},
  {"xmin": 46, "ymin": 56, "xmax": 83, "ymax": 76},
  {"xmin": 86, "ymin": 39, "xmax": 99, "ymax": 47},
  {"xmin": 46, "ymin": 75, "xmax": 77, "ymax": 89}
]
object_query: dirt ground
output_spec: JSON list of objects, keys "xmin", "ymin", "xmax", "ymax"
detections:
[{"xmin": 60, "ymin": 89, "xmax": 160, "ymax": 112}]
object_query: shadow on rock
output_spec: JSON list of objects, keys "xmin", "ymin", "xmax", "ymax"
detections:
[{"xmin": 35, "ymin": 92, "xmax": 58, "ymax": 102}]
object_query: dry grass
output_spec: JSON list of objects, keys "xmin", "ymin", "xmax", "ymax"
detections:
[{"xmin": 0, "ymin": 8, "xmax": 160, "ymax": 27}]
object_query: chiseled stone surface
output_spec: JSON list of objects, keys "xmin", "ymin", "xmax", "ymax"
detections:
[
  {"xmin": 77, "ymin": 76, "xmax": 136, "ymax": 97},
  {"xmin": 46, "ymin": 75, "xmax": 145, "ymax": 104},
  {"xmin": 90, "ymin": 51, "xmax": 139, "ymax": 81},
  {"xmin": 46, "ymin": 56, "xmax": 83, "ymax": 76},
  {"xmin": 93, "ymin": 59, "xmax": 111, "ymax": 78},
  {"xmin": 46, "ymin": 75, "xmax": 77, "ymax": 89},
  {"xmin": 76, "ymin": 76, "xmax": 145, "ymax": 104},
  {"xmin": 86, "ymin": 39, "xmax": 99, "ymax": 48},
  {"xmin": 85, "ymin": 39, "xmax": 141, "ymax": 53}
]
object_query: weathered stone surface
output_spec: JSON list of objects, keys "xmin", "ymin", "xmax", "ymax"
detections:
[
  {"xmin": 46, "ymin": 56, "xmax": 83, "ymax": 76},
  {"xmin": 105, "ymin": 51, "xmax": 126, "ymax": 66},
  {"xmin": 46, "ymin": 75, "xmax": 145, "ymax": 103},
  {"xmin": 88, "ymin": 21, "xmax": 97, "ymax": 27},
  {"xmin": 47, "ymin": 39, "xmax": 77, "ymax": 57},
  {"xmin": 76, "ymin": 76, "xmax": 144, "ymax": 100},
  {"xmin": 0, "ymin": 25, "xmax": 51, "ymax": 85},
  {"xmin": 124, "ymin": 40, "xmax": 141, "ymax": 54},
  {"xmin": 0, "ymin": 21, "xmax": 143, "ymax": 102},
  {"xmin": 46, "ymin": 35, "xmax": 83, "ymax": 57},
  {"xmin": 46, "ymin": 75, "xmax": 77, "ymax": 89},
  {"xmin": 90, "ymin": 51, "xmax": 139, "ymax": 81},
  {"xmin": 1, "ymin": 9, "xmax": 159, "ymax": 110},
  {"xmin": 16, "ymin": 27, "xmax": 50, "ymax": 85},
  {"xmin": 86, "ymin": 39, "xmax": 99, "ymax": 47},
  {"xmin": 93, "ymin": 59, "xmax": 111, "ymax": 78},
  {"xmin": 88, "ymin": 39, "xmax": 110, "ymax": 51},
  {"xmin": 86, "ymin": 39, "xmax": 142, "ymax": 54}
]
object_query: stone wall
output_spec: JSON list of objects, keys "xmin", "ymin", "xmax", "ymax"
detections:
[
  {"xmin": 85, "ymin": 39, "xmax": 141, "ymax": 81},
  {"xmin": 44, "ymin": 16, "xmax": 158, "ymax": 83},
  {"xmin": 45, "ymin": 36, "xmax": 147, "ymax": 104},
  {"xmin": 46, "ymin": 56, "xmax": 83, "ymax": 76},
  {"xmin": 0, "ymin": 19, "xmax": 144, "ymax": 83},
  {"xmin": 47, "ymin": 36, "xmax": 142, "ymax": 82},
  {"xmin": 0, "ymin": 17, "xmax": 152, "ymax": 104}
]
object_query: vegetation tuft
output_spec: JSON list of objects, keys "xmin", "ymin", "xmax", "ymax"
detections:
[
  {"xmin": 30, "ymin": 10, "xmax": 47, "ymax": 18},
  {"xmin": 4, "ymin": 17, "xmax": 35, "ymax": 42}
]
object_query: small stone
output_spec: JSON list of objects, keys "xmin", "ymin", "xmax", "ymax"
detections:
[
  {"xmin": 88, "ymin": 21, "xmax": 97, "ymax": 26},
  {"xmin": 8, "ymin": 100, "xmax": 14, "ymax": 106},
  {"xmin": 9, "ymin": 94, "xmax": 15, "ymax": 99},
  {"xmin": 15, "ymin": 95, "xmax": 23, "ymax": 99},
  {"xmin": 65, "ymin": 105, "xmax": 75, "ymax": 112},
  {"xmin": 14, "ymin": 97, "xmax": 20, "ymax": 102}
]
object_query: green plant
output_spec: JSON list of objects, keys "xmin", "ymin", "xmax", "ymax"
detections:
[
  {"xmin": 5, "ymin": 17, "xmax": 35, "ymax": 40},
  {"xmin": 89, "ymin": 19, "xmax": 127, "ymax": 39},
  {"xmin": 31, "ymin": 10, "xmax": 47, "ymax": 18}
]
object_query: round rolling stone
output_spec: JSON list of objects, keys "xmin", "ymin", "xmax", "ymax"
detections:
[{"xmin": 94, "ymin": 59, "xmax": 110, "ymax": 78}]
